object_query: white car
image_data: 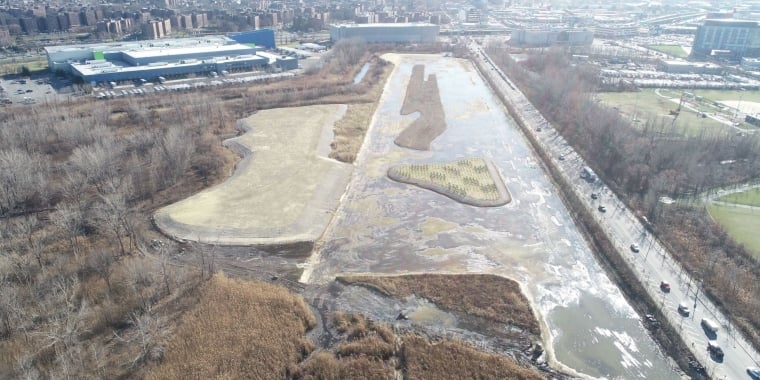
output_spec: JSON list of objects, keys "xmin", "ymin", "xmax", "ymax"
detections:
[
  {"xmin": 677, "ymin": 302, "xmax": 690, "ymax": 316},
  {"xmin": 630, "ymin": 243, "xmax": 640, "ymax": 253}
]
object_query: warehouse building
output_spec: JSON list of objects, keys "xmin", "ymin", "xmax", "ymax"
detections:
[
  {"xmin": 329, "ymin": 23, "xmax": 439, "ymax": 43},
  {"xmin": 45, "ymin": 31, "xmax": 294, "ymax": 84}
]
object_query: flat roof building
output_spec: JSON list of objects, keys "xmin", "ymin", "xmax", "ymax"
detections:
[
  {"xmin": 45, "ymin": 34, "xmax": 288, "ymax": 84},
  {"xmin": 691, "ymin": 19, "xmax": 760, "ymax": 60},
  {"xmin": 329, "ymin": 23, "xmax": 439, "ymax": 43}
]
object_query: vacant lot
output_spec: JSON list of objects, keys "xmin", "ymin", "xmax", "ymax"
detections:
[{"xmin": 154, "ymin": 104, "xmax": 354, "ymax": 245}]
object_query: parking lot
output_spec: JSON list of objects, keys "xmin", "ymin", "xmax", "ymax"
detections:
[{"xmin": 0, "ymin": 75, "xmax": 73, "ymax": 105}]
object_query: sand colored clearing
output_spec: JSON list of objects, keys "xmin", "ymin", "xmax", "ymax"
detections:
[
  {"xmin": 154, "ymin": 104, "xmax": 353, "ymax": 245},
  {"xmin": 394, "ymin": 64, "xmax": 447, "ymax": 150},
  {"xmin": 718, "ymin": 100, "xmax": 760, "ymax": 115}
]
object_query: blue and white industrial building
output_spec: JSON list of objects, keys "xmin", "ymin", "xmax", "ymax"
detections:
[{"xmin": 44, "ymin": 30, "xmax": 297, "ymax": 85}]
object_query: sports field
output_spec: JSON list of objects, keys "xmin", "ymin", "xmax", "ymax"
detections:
[
  {"xmin": 717, "ymin": 187, "xmax": 760, "ymax": 207},
  {"xmin": 647, "ymin": 45, "xmax": 688, "ymax": 58},
  {"xmin": 708, "ymin": 204, "xmax": 760, "ymax": 258},
  {"xmin": 597, "ymin": 89, "xmax": 759, "ymax": 137}
]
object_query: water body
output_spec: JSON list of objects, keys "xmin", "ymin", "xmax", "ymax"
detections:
[
  {"xmin": 304, "ymin": 55, "xmax": 679, "ymax": 379},
  {"xmin": 353, "ymin": 62, "xmax": 370, "ymax": 84}
]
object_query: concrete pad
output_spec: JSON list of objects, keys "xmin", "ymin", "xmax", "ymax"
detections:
[{"xmin": 154, "ymin": 104, "xmax": 352, "ymax": 245}]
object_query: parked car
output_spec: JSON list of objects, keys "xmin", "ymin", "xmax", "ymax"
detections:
[
  {"xmin": 598, "ymin": 205, "xmax": 607, "ymax": 212},
  {"xmin": 677, "ymin": 302, "xmax": 690, "ymax": 316},
  {"xmin": 748, "ymin": 367, "xmax": 760, "ymax": 380},
  {"xmin": 630, "ymin": 243, "xmax": 640, "ymax": 253},
  {"xmin": 660, "ymin": 281, "xmax": 671, "ymax": 292},
  {"xmin": 591, "ymin": 192, "xmax": 599, "ymax": 199}
]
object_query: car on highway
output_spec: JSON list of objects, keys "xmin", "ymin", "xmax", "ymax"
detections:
[
  {"xmin": 630, "ymin": 243, "xmax": 640, "ymax": 253},
  {"xmin": 748, "ymin": 367, "xmax": 760, "ymax": 380},
  {"xmin": 701, "ymin": 317, "xmax": 720, "ymax": 338},
  {"xmin": 598, "ymin": 205, "xmax": 606, "ymax": 212},
  {"xmin": 677, "ymin": 302, "xmax": 690, "ymax": 316},
  {"xmin": 707, "ymin": 341, "xmax": 724, "ymax": 361},
  {"xmin": 660, "ymin": 281, "xmax": 671, "ymax": 292}
]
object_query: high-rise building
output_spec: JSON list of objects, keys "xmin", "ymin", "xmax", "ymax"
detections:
[{"xmin": 692, "ymin": 19, "xmax": 760, "ymax": 59}]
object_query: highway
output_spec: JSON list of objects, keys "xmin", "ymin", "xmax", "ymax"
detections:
[{"xmin": 470, "ymin": 41, "xmax": 760, "ymax": 380}]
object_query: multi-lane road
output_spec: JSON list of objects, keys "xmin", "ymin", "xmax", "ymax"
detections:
[{"xmin": 471, "ymin": 41, "xmax": 760, "ymax": 380}]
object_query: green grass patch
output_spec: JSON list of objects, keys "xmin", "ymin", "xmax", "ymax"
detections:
[
  {"xmin": 647, "ymin": 44, "xmax": 688, "ymax": 58},
  {"xmin": 684, "ymin": 89, "xmax": 760, "ymax": 104},
  {"xmin": 596, "ymin": 89, "xmax": 731, "ymax": 137},
  {"xmin": 708, "ymin": 204, "xmax": 760, "ymax": 258},
  {"xmin": 388, "ymin": 158, "xmax": 510, "ymax": 206},
  {"xmin": 717, "ymin": 187, "xmax": 760, "ymax": 207}
]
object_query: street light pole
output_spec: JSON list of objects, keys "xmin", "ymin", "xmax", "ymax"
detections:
[
  {"xmin": 734, "ymin": 87, "xmax": 746, "ymax": 123},
  {"xmin": 693, "ymin": 279, "xmax": 702, "ymax": 312}
]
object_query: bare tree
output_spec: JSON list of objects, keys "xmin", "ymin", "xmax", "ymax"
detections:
[
  {"xmin": 157, "ymin": 126, "xmax": 195, "ymax": 185},
  {"xmin": 88, "ymin": 250, "xmax": 115, "ymax": 293},
  {"xmin": 95, "ymin": 192, "xmax": 135, "ymax": 256},
  {"xmin": 67, "ymin": 139, "xmax": 124, "ymax": 196},
  {"xmin": 114, "ymin": 306, "xmax": 168, "ymax": 368},
  {"xmin": 0, "ymin": 148, "xmax": 49, "ymax": 215},
  {"xmin": 50, "ymin": 204, "xmax": 84, "ymax": 258}
]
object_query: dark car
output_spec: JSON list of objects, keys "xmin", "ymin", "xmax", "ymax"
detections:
[
  {"xmin": 591, "ymin": 193, "xmax": 599, "ymax": 199},
  {"xmin": 748, "ymin": 367, "xmax": 760, "ymax": 380},
  {"xmin": 660, "ymin": 281, "xmax": 671, "ymax": 292},
  {"xmin": 707, "ymin": 341, "xmax": 724, "ymax": 361},
  {"xmin": 598, "ymin": 205, "xmax": 606, "ymax": 212}
]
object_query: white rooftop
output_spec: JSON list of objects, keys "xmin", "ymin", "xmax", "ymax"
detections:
[{"xmin": 123, "ymin": 43, "xmax": 256, "ymax": 60}]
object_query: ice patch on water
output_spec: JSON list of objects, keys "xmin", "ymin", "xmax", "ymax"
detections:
[
  {"xmin": 465, "ymin": 248, "xmax": 500, "ymax": 272},
  {"xmin": 596, "ymin": 327, "xmax": 647, "ymax": 375}
]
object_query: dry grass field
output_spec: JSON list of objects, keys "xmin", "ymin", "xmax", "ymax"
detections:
[
  {"xmin": 148, "ymin": 277, "xmax": 547, "ymax": 380},
  {"xmin": 388, "ymin": 158, "xmax": 511, "ymax": 206},
  {"xmin": 338, "ymin": 274, "xmax": 539, "ymax": 334},
  {"xmin": 292, "ymin": 311, "xmax": 545, "ymax": 380},
  {"xmin": 403, "ymin": 334, "xmax": 546, "ymax": 380},
  {"xmin": 394, "ymin": 64, "xmax": 447, "ymax": 150},
  {"xmin": 330, "ymin": 102, "xmax": 377, "ymax": 163},
  {"xmin": 148, "ymin": 274, "xmax": 316, "ymax": 379}
]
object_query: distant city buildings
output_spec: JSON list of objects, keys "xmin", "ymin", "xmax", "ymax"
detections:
[
  {"xmin": 329, "ymin": 23, "xmax": 439, "ymax": 43},
  {"xmin": 510, "ymin": 28, "xmax": 593, "ymax": 47}
]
